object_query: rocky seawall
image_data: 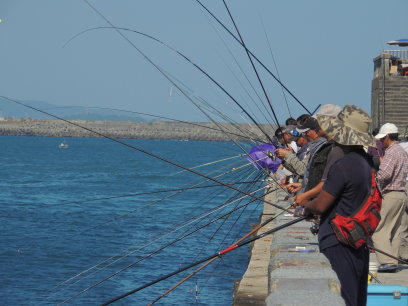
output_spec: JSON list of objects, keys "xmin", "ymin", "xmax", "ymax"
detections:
[{"xmin": 0, "ymin": 119, "xmax": 275, "ymax": 142}]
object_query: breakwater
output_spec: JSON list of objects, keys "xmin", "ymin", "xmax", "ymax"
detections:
[{"xmin": 0, "ymin": 119, "xmax": 275, "ymax": 142}]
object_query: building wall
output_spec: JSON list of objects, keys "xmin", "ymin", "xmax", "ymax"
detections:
[{"xmin": 371, "ymin": 53, "xmax": 408, "ymax": 139}]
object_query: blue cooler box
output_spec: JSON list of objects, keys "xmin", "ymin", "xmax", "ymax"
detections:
[{"xmin": 367, "ymin": 284, "xmax": 408, "ymax": 306}]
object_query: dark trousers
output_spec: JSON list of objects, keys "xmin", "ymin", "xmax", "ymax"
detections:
[{"xmin": 322, "ymin": 243, "xmax": 369, "ymax": 306}]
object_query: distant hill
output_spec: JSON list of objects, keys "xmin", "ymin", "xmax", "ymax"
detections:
[{"xmin": 0, "ymin": 97, "xmax": 150, "ymax": 122}]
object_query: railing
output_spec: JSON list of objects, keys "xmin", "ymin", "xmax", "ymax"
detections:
[{"xmin": 383, "ymin": 49, "xmax": 408, "ymax": 60}]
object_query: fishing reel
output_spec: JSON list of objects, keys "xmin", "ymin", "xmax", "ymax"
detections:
[
  {"xmin": 310, "ymin": 224, "xmax": 319, "ymax": 235},
  {"xmin": 265, "ymin": 150, "xmax": 277, "ymax": 160}
]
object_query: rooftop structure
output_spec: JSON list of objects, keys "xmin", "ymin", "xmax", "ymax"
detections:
[{"xmin": 371, "ymin": 50, "xmax": 408, "ymax": 139}]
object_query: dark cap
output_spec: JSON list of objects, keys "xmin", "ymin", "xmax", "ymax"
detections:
[{"xmin": 296, "ymin": 115, "xmax": 319, "ymax": 133}]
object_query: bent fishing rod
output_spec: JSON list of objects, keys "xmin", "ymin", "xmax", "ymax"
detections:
[
  {"xmin": 1, "ymin": 96, "xmax": 290, "ymax": 214},
  {"xmin": 149, "ymin": 202, "xmax": 290, "ymax": 305},
  {"xmin": 66, "ymin": 20, "xmax": 275, "ymax": 141},
  {"xmin": 57, "ymin": 184, "xmax": 274, "ymax": 304},
  {"xmin": 78, "ymin": 2, "xmax": 294, "ymax": 190},
  {"xmin": 46, "ymin": 105, "xmax": 267, "ymax": 143},
  {"xmin": 101, "ymin": 215, "xmax": 308, "ymax": 305},
  {"xmin": 51, "ymin": 159, "xmax": 262, "ymax": 248},
  {"xmin": 222, "ymin": 0, "xmax": 283, "ymax": 135},
  {"xmin": 46, "ymin": 177, "xmax": 269, "ymax": 302},
  {"xmin": 84, "ymin": 0, "xmax": 277, "ymax": 141},
  {"xmin": 194, "ymin": 0, "xmax": 312, "ymax": 115}
]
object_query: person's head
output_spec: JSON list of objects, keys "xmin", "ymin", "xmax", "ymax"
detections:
[
  {"xmin": 274, "ymin": 127, "xmax": 285, "ymax": 144},
  {"xmin": 296, "ymin": 115, "xmax": 321, "ymax": 141},
  {"xmin": 274, "ymin": 126, "xmax": 296, "ymax": 145},
  {"xmin": 313, "ymin": 104, "xmax": 342, "ymax": 139},
  {"xmin": 374, "ymin": 123, "xmax": 399, "ymax": 148},
  {"xmin": 285, "ymin": 117, "xmax": 297, "ymax": 126},
  {"xmin": 295, "ymin": 134, "xmax": 308, "ymax": 147},
  {"xmin": 371, "ymin": 128, "xmax": 380, "ymax": 137},
  {"xmin": 316, "ymin": 104, "xmax": 373, "ymax": 148}
]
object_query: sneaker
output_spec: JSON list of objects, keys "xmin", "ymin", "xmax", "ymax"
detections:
[{"xmin": 377, "ymin": 264, "xmax": 398, "ymax": 273}]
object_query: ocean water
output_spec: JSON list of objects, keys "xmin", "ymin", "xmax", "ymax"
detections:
[{"xmin": 0, "ymin": 136, "xmax": 265, "ymax": 305}]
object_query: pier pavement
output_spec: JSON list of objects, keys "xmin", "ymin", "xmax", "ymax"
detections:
[{"xmin": 233, "ymin": 185, "xmax": 408, "ymax": 305}]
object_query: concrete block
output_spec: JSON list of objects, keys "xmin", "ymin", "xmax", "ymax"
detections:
[{"xmin": 265, "ymin": 290, "xmax": 345, "ymax": 306}]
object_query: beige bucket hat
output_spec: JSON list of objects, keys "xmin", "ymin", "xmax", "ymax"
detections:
[{"xmin": 315, "ymin": 104, "xmax": 373, "ymax": 147}]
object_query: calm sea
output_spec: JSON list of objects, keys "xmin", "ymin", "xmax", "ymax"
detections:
[{"xmin": 0, "ymin": 136, "xmax": 265, "ymax": 305}]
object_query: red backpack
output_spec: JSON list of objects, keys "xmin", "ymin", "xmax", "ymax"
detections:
[{"xmin": 329, "ymin": 171, "xmax": 382, "ymax": 249}]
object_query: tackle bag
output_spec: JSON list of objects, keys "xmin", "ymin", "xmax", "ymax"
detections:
[{"xmin": 329, "ymin": 171, "xmax": 382, "ymax": 249}]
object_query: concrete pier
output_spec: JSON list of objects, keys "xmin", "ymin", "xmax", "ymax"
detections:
[{"xmin": 233, "ymin": 187, "xmax": 344, "ymax": 306}]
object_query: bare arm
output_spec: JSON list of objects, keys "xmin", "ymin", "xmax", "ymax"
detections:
[
  {"xmin": 303, "ymin": 189, "xmax": 336, "ymax": 215},
  {"xmin": 294, "ymin": 182, "xmax": 324, "ymax": 205}
]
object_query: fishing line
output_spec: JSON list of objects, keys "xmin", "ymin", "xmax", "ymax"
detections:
[
  {"xmin": 45, "ymin": 165, "xmax": 260, "ymax": 291},
  {"xmin": 257, "ymin": 8, "xmax": 292, "ymax": 118},
  {"xmin": 65, "ymin": 23, "xmax": 273, "ymax": 143},
  {"xmin": 216, "ymin": 50, "xmax": 275, "ymax": 126},
  {"xmin": 151, "ymin": 199, "xmax": 289, "ymax": 305},
  {"xmin": 101, "ymin": 215, "xmax": 307, "ymax": 305},
  {"xmin": 170, "ymin": 153, "xmax": 244, "ymax": 176},
  {"xmin": 43, "ymin": 175, "xmax": 259, "ymax": 303},
  {"xmin": 73, "ymin": 2, "xmax": 295, "ymax": 203},
  {"xmin": 46, "ymin": 105, "xmax": 265, "ymax": 143},
  {"xmin": 42, "ymin": 179, "xmax": 258, "ymax": 207},
  {"xmin": 0, "ymin": 97, "xmax": 288, "ymax": 212},
  {"xmin": 222, "ymin": 0, "xmax": 284, "ymax": 147},
  {"xmin": 194, "ymin": 0, "xmax": 312, "ymax": 115},
  {"xmin": 44, "ymin": 175, "xmax": 260, "ymax": 304},
  {"xmin": 209, "ymin": 22, "xmax": 276, "ymax": 126},
  {"xmin": 59, "ymin": 158, "xmax": 258, "ymax": 243},
  {"xmin": 189, "ymin": 173, "xmax": 262, "ymax": 260},
  {"xmin": 193, "ymin": 95, "xmax": 265, "ymax": 144},
  {"xmin": 57, "ymin": 184, "xmax": 272, "ymax": 305},
  {"xmin": 197, "ymin": 202, "xmax": 289, "ymax": 297},
  {"xmin": 66, "ymin": 24, "xmax": 284, "ymax": 180},
  {"xmin": 149, "ymin": 184, "xmax": 265, "ymax": 305}
]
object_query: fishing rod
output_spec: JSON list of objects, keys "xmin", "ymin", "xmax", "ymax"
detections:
[
  {"xmin": 204, "ymin": 14, "xmax": 276, "ymax": 127},
  {"xmin": 187, "ymin": 172, "xmax": 264, "ymax": 259},
  {"xmin": 101, "ymin": 215, "xmax": 308, "ymax": 305},
  {"xmin": 171, "ymin": 153, "xmax": 244, "ymax": 176},
  {"xmin": 44, "ymin": 171, "xmax": 264, "ymax": 302},
  {"xmin": 43, "ymin": 179, "xmax": 263, "ymax": 207},
  {"xmin": 57, "ymin": 184, "xmax": 273, "ymax": 304},
  {"xmin": 367, "ymin": 244, "xmax": 408, "ymax": 265},
  {"xmin": 257, "ymin": 10, "xmax": 292, "ymax": 118},
  {"xmin": 75, "ymin": 3, "xmax": 284, "ymax": 175},
  {"xmin": 65, "ymin": 21, "xmax": 273, "ymax": 143},
  {"xmin": 45, "ymin": 105, "xmax": 267, "ymax": 143},
  {"xmin": 222, "ymin": 0, "xmax": 283, "ymax": 136},
  {"xmin": 60, "ymin": 159, "xmax": 261, "ymax": 244},
  {"xmin": 64, "ymin": 14, "xmax": 289, "ymax": 191},
  {"xmin": 149, "ymin": 200, "xmax": 290, "ymax": 305},
  {"xmin": 194, "ymin": 0, "xmax": 312, "ymax": 115},
  {"xmin": 1, "ymin": 96, "xmax": 290, "ymax": 213}
]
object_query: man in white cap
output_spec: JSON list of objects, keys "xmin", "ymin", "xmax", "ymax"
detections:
[{"xmin": 372, "ymin": 123, "xmax": 408, "ymax": 272}]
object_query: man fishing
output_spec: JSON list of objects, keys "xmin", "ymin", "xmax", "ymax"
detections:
[
  {"xmin": 372, "ymin": 123, "xmax": 408, "ymax": 272},
  {"xmin": 295, "ymin": 105, "xmax": 374, "ymax": 306}
]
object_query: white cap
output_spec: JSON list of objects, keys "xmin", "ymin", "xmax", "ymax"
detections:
[{"xmin": 375, "ymin": 123, "xmax": 398, "ymax": 139}]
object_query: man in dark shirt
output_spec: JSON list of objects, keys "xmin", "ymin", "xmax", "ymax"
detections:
[{"xmin": 297, "ymin": 105, "xmax": 374, "ymax": 306}]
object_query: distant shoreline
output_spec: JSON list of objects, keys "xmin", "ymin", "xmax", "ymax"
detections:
[{"xmin": 0, "ymin": 118, "xmax": 275, "ymax": 142}]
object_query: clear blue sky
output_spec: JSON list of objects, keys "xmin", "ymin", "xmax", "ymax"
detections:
[{"xmin": 0, "ymin": 0, "xmax": 407, "ymax": 123}]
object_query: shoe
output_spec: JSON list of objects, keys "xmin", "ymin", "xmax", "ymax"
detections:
[{"xmin": 377, "ymin": 264, "xmax": 398, "ymax": 273}]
